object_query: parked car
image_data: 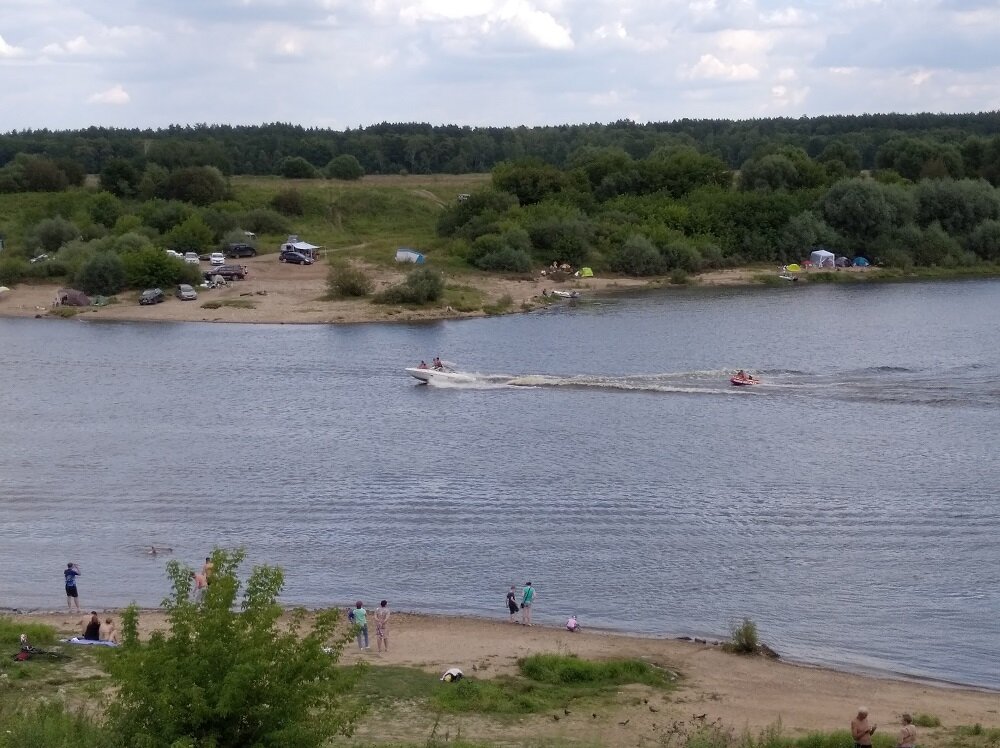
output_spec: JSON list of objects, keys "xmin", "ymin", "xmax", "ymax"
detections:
[
  {"xmin": 176, "ymin": 284, "xmax": 198, "ymax": 301},
  {"xmin": 209, "ymin": 252, "xmax": 226, "ymax": 265},
  {"xmin": 225, "ymin": 243, "xmax": 257, "ymax": 258},
  {"xmin": 279, "ymin": 250, "xmax": 313, "ymax": 265},
  {"xmin": 184, "ymin": 252, "xmax": 200, "ymax": 264},
  {"xmin": 211, "ymin": 265, "xmax": 246, "ymax": 280},
  {"xmin": 165, "ymin": 250, "xmax": 183, "ymax": 260},
  {"xmin": 139, "ymin": 288, "xmax": 165, "ymax": 305}
]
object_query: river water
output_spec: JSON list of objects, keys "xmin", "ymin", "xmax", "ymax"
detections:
[{"xmin": 1, "ymin": 280, "xmax": 998, "ymax": 688}]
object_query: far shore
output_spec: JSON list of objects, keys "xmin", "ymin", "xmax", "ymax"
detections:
[
  {"xmin": 4, "ymin": 257, "xmax": 989, "ymax": 327},
  {"xmin": 5, "ymin": 606, "xmax": 997, "ymax": 739}
]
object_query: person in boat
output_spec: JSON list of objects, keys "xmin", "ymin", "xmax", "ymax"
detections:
[
  {"xmin": 432, "ymin": 357, "xmax": 443, "ymax": 370},
  {"xmin": 736, "ymin": 370, "xmax": 747, "ymax": 379},
  {"xmin": 417, "ymin": 360, "xmax": 429, "ymax": 369}
]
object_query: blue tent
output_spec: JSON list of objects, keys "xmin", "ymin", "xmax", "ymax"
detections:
[
  {"xmin": 395, "ymin": 248, "xmax": 425, "ymax": 264},
  {"xmin": 853, "ymin": 256, "xmax": 870, "ymax": 267}
]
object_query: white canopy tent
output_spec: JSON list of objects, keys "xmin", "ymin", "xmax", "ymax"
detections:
[{"xmin": 810, "ymin": 249, "xmax": 835, "ymax": 268}]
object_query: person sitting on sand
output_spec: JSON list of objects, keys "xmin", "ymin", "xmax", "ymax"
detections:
[
  {"xmin": 897, "ymin": 713, "xmax": 917, "ymax": 748},
  {"xmin": 82, "ymin": 611, "xmax": 101, "ymax": 641},
  {"xmin": 851, "ymin": 707, "xmax": 876, "ymax": 748},
  {"xmin": 100, "ymin": 617, "xmax": 118, "ymax": 644},
  {"xmin": 566, "ymin": 615, "xmax": 579, "ymax": 632}
]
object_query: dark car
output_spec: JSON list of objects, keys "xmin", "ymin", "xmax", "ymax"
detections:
[
  {"xmin": 212, "ymin": 265, "xmax": 246, "ymax": 280},
  {"xmin": 139, "ymin": 288, "xmax": 165, "ymax": 305},
  {"xmin": 225, "ymin": 243, "xmax": 257, "ymax": 258},
  {"xmin": 279, "ymin": 250, "xmax": 313, "ymax": 265}
]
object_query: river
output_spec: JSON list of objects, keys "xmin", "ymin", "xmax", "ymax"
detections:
[{"xmin": 1, "ymin": 280, "xmax": 998, "ymax": 688}]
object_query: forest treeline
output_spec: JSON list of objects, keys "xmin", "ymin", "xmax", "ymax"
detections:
[{"xmin": 3, "ymin": 112, "xmax": 1000, "ymax": 178}]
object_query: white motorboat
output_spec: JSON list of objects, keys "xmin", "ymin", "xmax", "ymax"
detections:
[
  {"xmin": 548, "ymin": 290, "xmax": 581, "ymax": 299},
  {"xmin": 405, "ymin": 367, "xmax": 475, "ymax": 384}
]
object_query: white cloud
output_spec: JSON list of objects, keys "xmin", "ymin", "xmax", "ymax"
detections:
[
  {"xmin": 0, "ymin": 33, "xmax": 25, "ymax": 58},
  {"xmin": 909, "ymin": 70, "xmax": 932, "ymax": 86},
  {"xmin": 683, "ymin": 53, "xmax": 759, "ymax": 81},
  {"xmin": 87, "ymin": 84, "xmax": 130, "ymax": 105},
  {"xmin": 485, "ymin": 1, "xmax": 574, "ymax": 50}
]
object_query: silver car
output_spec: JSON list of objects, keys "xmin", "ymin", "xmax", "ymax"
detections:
[{"xmin": 176, "ymin": 284, "xmax": 198, "ymax": 301}]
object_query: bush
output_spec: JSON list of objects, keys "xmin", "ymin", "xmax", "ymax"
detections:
[
  {"xmin": 31, "ymin": 216, "xmax": 79, "ymax": 254},
  {"xmin": 327, "ymin": 264, "xmax": 373, "ymax": 298},
  {"xmin": 476, "ymin": 247, "xmax": 533, "ymax": 272},
  {"xmin": 164, "ymin": 214, "xmax": 214, "ymax": 253},
  {"xmin": 122, "ymin": 248, "xmax": 200, "ymax": 290},
  {"xmin": 280, "ymin": 156, "xmax": 320, "ymax": 179},
  {"xmin": 0, "ymin": 257, "xmax": 28, "ymax": 286},
  {"xmin": 75, "ymin": 252, "xmax": 127, "ymax": 296},
  {"xmin": 103, "ymin": 548, "xmax": 362, "ymax": 747},
  {"xmin": 88, "ymin": 191, "xmax": 124, "ymax": 228},
  {"xmin": 611, "ymin": 234, "xmax": 663, "ymax": 276},
  {"xmin": 159, "ymin": 166, "xmax": 228, "ymax": 205},
  {"xmin": 326, "ymin": 154, "xmax": 365, "ymax": 180},
  {"xmin": 723, "ymin": 617, "xmax": 760, "ymax": 654},
  {"xmin": 913, "ymin": 714, "xmax": 941, "ymax": 728},
  {"xmin": 271, "ymin": 188, "xmax": 305, "ymax": 216},
  {"xmin": 375, "ymin": 266, "xmax": 445, "ymax": 305},
  {"xmin": 241, "ymin": 208, "xmax": 290, "ymax": 235}
]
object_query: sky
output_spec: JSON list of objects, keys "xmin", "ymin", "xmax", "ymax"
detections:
[{"xmin": 1, "ymin": 0, "xmax": 999, "ymax": 131}]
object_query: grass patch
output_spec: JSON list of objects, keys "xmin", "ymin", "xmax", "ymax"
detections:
[
  {"xmin": 721, "ymin": 617, "xmax": 760, "ymax": 654},
  {"xmin": 752, "ymin": 272, "xmax": 786, "ymax": 286},
  {"xmin": 0, "ymin": 699, "xmax": 109, "ymax": 748},
  {"xmin": 482, "ymin": 293, "xmax": 513, "ymax": 315},
  {"xmin": 200, "ymin": 299, "xmax": 256, "ymax": 310},
  {"xmin": 0, "ymin": 617, "xmax": 57, "ymax": 647},
  {"xmin": 47, "ymin": 306, "xmax": 80, "ymax": 317},
  {"xmin": 443, "ymin": 284, "xmax": 485, "ymax": 312},
  {"xmin": 914, "ymin": 713, "xmax": 942, "ymax": 728},
  {"xmin": 518, "ymin": 653, "xmax": 673, "ymax": 688}
]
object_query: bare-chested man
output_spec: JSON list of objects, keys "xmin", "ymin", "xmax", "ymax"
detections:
[{"xmin": 851, "ymin": 707, "xmax": 876, "ymax": 748}]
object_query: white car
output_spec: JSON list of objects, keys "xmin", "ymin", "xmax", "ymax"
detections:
[
  {"xmin": 210, "ymin": 252, "xmax": 226, "ymax": 265},
  {"xmin": 165, "ymin": 249, "xmax": 183, "ymax": 259},
  {"xmin": 184, "ymin": 252, "xmax": 200, "ymax": 264}
]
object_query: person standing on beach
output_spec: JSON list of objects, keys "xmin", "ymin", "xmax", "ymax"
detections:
[
  {"xmin": 851, "ymin": 707, "xmax": 876, "ymax": 748},
  {"xmin": 202, "ymin": 557, "xmax": 214, "ymax": 585},
  {"xmin": 353, "ymin": 601, "xmax": 369, "ymax": 650},
  {"xmin": 64, "ymin": 562, "xmax": 81, "ymax": 611},
  {"xmin": 374, "ymin": 600, "xmax": 390, "ymax": 653},
  {"xmin": 190, "ymin": 571, "xmax": 208, "ymax": 603},
  {"xmin": 521, "ymin": 581, "xmax": 535, "ymax": 625},
  {"xmin": 506, "ymin": 585, "xmax": 519, "ymax": 623}
]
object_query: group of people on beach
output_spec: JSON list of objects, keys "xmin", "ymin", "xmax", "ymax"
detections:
[
  {"xmin": 851, "ymin": 706, "xmax": 918, "ymax": 748},
  {"xmin": 347, "ymin": 600, "xmax": 391, "ymax": 653},
  {"xmin": 64, "ymin": 563, "xmax": 120, "ymax": 644},
  {"xmin": 506, "ymin": 582, "xmax": 535, "ymax": 625}
]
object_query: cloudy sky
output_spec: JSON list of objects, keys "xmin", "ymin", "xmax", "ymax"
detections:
[{"xmin": 2, "ymin": 0, "xmax": 999, "ymax": 131}]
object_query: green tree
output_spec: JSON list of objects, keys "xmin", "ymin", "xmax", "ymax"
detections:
[
  {"xmin": 777, "ymin": 211, "xmax": 840, "ymax": 261},
  {"xmin": 375, "ymin": 266, "xmax": 445, "ymax": 304},
  {"xmin": 122, "ymin": 247, "xmax": 197, "ymax": 289},
  {"xmin": 241, "ymin": 208, "xmax": 290, "ymax": 235},
  {"xmin": 75, "ymin": 252, "xmax": 127, "ymax": 296},
  {"xmin": 914, "ymin": 178, "xmax": 1000, "ymax": 235},
  {"xmin": 89, "ymin": 192, "xmax": 124, "ymax": 228},
  {"xmin": 31, "ymin": 216, "xmax": 79, "ymax": 253},
  {"xmin": 281, "ymin": 156, "xmax": 320, "ymax": 179},
  {"xmin": 326, "ymin": 154, "xmax": 364, "ymax": 180},
  {"xmin": 738, "ymin": 147, "xmax": 825, "ymax": 191},
  {"xmin": 436, "ymin": 190, "xmax": 519, "ymax": 237},
  {"xmin": 20, "ymin": 155, "xmax": 70, "ymax": 192},
  {"xmin": 968, "ymin": 219, "xmax": 1000, "ymax": 261},
  {"xmin": 100, "ymin": 158, "xmax": 142, "ymax": 198},
  {"xmin": 271, "ymin": 188, "xmax": 305, "ymax": 216},
  {"xmin": 610, "ymin": 234, "xmax": 663, "ymax": 276},
  {"xmin": 165, "ymin": 215, "xmax": 214, "ymax": 253},
  {"xmin": 820, "ymin": 178, "xmax": 914, "ymax": 249},
  {"xmin": 140, "ymin": 199, "xmax": 194, "ymax": 234},
  {"xmin": 160, "ymin": 166, "xmax": 228, "ymax": 206},
  {"xmin": 640, "ymin": 147, "xmax": 731, "ymax": 198},
  {"xmin": 104, "ymin": 548, "xmax": 362, "ymax": 748},
  {"xmin": 492, "ymin": 158, "xmax": 567, "ymax": 205}
]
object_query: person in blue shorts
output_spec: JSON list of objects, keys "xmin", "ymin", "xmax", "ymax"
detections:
[{"xmin": 64, "ymin": 562, "xmax": 81, "ymax": 612}]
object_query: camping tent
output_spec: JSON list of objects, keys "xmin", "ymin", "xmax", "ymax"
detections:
[
  {"xmin": 835, "ymin": 256, "xmax": 849, "ymax": 268},
  {"xmin": 785, "ymin": 263, "xmax": 801, "ymax": 272},
  {"xmin": 853, "ymin": 256, "xmax": 870, "ymax": 267},
  {"xmin": 578, "ymin": 267, "xmax": 594, "ymax": 278},
  {"xmin": 395, "ymin": 248, "xmax": 425, "ymax": 264},
  {"xmin": 56, "ymin": 288, "xmax": 90, "ymax": 306},
  {"xmin": 810, "ymin": 249, "xmax": 835, "ymax": 268}
]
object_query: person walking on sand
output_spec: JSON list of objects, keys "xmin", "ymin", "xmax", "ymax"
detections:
[
  {"xmin": 506, "ymin": 585, "xmax": 519, "ymax": 623},
  {"xmin": 374, "ymin": 600, "xmax": 390, "ymax": 653},
  {"xmin": 896, "ymin": 713, "xmax": 917, "ymax": 748},
  {"xmin": 851, "ymin": 707, "xmax": 877, "ymax": 748},
  {"xmin": 521, "ymin": 581, "xmax": 535, "ymax": 625},
  {"xmin": 64, "ymin": 562, "xmax": 81, "ymax": 611},
  {"xmin": 353, "ymin": 601, "xmax": 369, "ymax": 650}
]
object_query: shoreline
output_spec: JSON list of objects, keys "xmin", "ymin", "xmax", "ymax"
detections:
[
  {"xmin": 4, "ymin": 607, "xmax": 998, "ymax": 739},
  {"xmin": 4, "ymin": 606, "xmax": 996, "ymax": 695},
  {"xmin": 2, "ymin": 260, "xmax": 997, "ymax": 327}
]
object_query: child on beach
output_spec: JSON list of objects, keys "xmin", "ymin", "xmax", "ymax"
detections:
[{"xmin": 506, "ymin": 585, "xmax": 519, "ymax": 622}]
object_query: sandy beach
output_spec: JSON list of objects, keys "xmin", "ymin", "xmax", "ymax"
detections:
[
  {"xmin": 7, "ymin": 607, "xmax": 997, "ymax": 745},
  {"xmin": 0, "ymin": 256, "xmax": 769, "ymax": 326}
]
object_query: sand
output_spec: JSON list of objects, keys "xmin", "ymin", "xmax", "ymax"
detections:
[{"xmin": 9, "ymin": 608, "xmax": 997, "ymax": 743}]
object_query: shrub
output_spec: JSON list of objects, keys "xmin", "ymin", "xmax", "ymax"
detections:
[
  {"xmin": 140, "ymin": 199, "xmax": 193, "ymax": 234},
  {"xmin": 0, "ymin": 257, "xmax": 28, "ymax": 286},
  {"xmin": 122, "ymin": 248, "xmax": 199, "ymax": 289},
  {"xmin": 241, "ymin": 208, "xmax": 290, "ymax": 235},
  {"xmin": 271, "ymin": 188, "xmax": 305, "ymax": 216},
  {"xmin": 159, "ymin": 166, "xmax": 228, "ymax": 205},
  {"xmin": 31, "ymin": 216, "xmax": 79, "ymax": 254},
  {"xmin": 88, "ymin": 191, "xmax": 124, "ymax": 228},
  {"xmin": 326, "ymin": 154, "xmax": 365, "ymax": 180},
  {"xmin": 164, "ymin": 214, "xmax": 214, "ymax": 253},
  {"xmin": 611, "ymin": 234, "xmax": 662, "ymax": 276},
  {"xmin": 375, "ymin": 267, "xmax": 445, "ymax": 305},
  {"xmin": 913, "ymin": 714, "xmax": 941, "ymax": 728},
  {"xmin": 671, "ymin": 268, "xmax": 690, "ymax": 284},
  {"xmin": 723, "ymin": 617, "xmax": 760, "ymax": 654},
  {"xmin": 280, "ymin": 156, "xmax": 320, "ymax": 179},
  {"xmin": 327, "ymin": 264, "xmax": 373, "ymax": 298},
  {"xmin": 476, "ymin": 247, "xmax": 533, "ymax": 272},
  {"xmin": 75, "ymin": 252, "xmax": 127, "ymax": 296},
  {"xmin": 103, "ymin": 548, "xmax": 362, "ymax": 747}
]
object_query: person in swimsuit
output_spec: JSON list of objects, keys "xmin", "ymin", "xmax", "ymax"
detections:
[
  {"xmin": 418, "ymin": 361, "xmax": 429, "ymax": 369},
  {"xmin": 374, "ymin": 600, "xmax": 390, "ymax": 653},
  {"xmin": 896, "ymin": 713, "xmax": 917, "ymax": 748},
  {"xmin": 506, "ymin": 585, "xmax": 519, "ymax": 622},
  {"xmin": 100, "ymin": 617, "xmax": 119, "ymax": 644},
  {"xmin": 851, "ymin": 707, "xmax": 876, "ymax": 748}
]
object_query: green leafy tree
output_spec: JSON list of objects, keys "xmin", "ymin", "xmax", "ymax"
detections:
[
  {"xmin": 640, "ymin": 147, "xmax": 731, "ymax": 198},
  {"xmin": 968, "ymin": 219, "xmax": 1000, "ymax": 261},
  {"xmin": 75, "ymin": 252, "xmax": 127, "ymax": 295},
  {"xmin": 160, "ymin": 166, "xmax": 229, "ymax": 206},
  {"xmin": 820, "ymin": 178, "xmax": 914, "ymax": 249},
  {"xmin": 776, "ymin": 211, "xmax": 841, "ymax": 261},
  {"xmin": 138, "ymin": 163, "xmax": 170, "ymax": 200},
  {"xmin": 738, "ymin": 148, "xmax": 825, "ymax": 191},
  {"xmin": 122, "ymin": 248, "xmax": 198, "ymax": 289},
  {"xmin": 271, "ymin": 188, "xmax": 305, "ymax": 216},
  {"xmin": 492, "ymin": 158, "xmax": 567, "ymax": 205},
  {"xmin": 140, "ymin": 199, "xmax": 194, "ymax": 234},
  {"xmin": 241, "ymin": 208, "xmax": 290, "ymax": 235},
  {"xmin": 326, "ymin": 154, "xmax": 364, "ymax": 180},
  {"xmin": 914, "ymin": 178, "xmax": 1000, "ymax": 235},
  {"xmin": 20, "ymin": 155, "xmax": 70, "ymax": 192},
  {"xmin": 436, "ymin": 190, "xmax": 518, "ymax": 237},
  {"xmin": 165, "ymin": 215, "xmax": 214, "ymax": 253},
  {"xmin": 610, "ymin": 234, "xmax": 663, "ymax": 276},
  {"xmin": 31, "ymin": 216, "xmax": 79, "ymax": 253},
  {"xmin": 100, "ymin": 158, "xmax": 142, "ymax": 198},
  {"xmin": 104, "ymin": 548, "xmax": 362, "ymax": 748},
  {"xmin": 280, "ymin": 156, "xmax": 320, "ymax": 179},
  {"xmin": 89, "ymin": 192, "xmax": 124, "ymax": 228}
]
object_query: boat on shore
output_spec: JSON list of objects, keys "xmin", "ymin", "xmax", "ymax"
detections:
[{"xmin": 547, "ymin": 289, "xmax": 581, "ymax": 299}]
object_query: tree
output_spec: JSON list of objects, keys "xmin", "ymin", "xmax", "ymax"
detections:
[
  {"xmin": 326, "ymin": 154, "xmax": 364, "ymax": 180},
  {"xmin": 819, "ymin": 178, "xmax": 914, "ymax": 248},
  {"xmin": 777, "ymin": 211, "xmax": 840, "ymax": 261},
  {"xmin": 738, "ymin": 147, "xmax": 825, "ymax": 191},
  {"xmin": 492, "ymin": 158, "xmax": 567, "ymax": 205},
  {"xmin": 436, "ymin": 190, "xmax": 518, "ymax": 237},
  {"xmin": 20, "ymin": 155, "xmax": 70, "ymax": 192},
  {"xmin": 160, "ymin": 166, "xmax": 228, "ymax": 206},
  {"xmin": 31, "ymin": 216, "xmax": 79, "ymax": 253},
  {"xmin": 375, "ymin": 266, "xmax": 445, "ymax": 304},
  {"xmin": 164, "ymin": 215, "xmax": 214, "ymax": 253},
  {"xmin": 122, "ymin": 247, "xmax": 197, "ymax": 289},
  {"xmin": 100, "ymin": 158, "xmax": 141, "ymax": 198},
  {"xmin": 968, "ymin": 219, "xmax": 1000, "ymax": 261},
  {"xmin": 271, "ymin": 188, "xmax": 305, "ymax": 216},
  {"xmin": 75, "ymin": 252, "xmax": 126, "ymax": 296},
  {"xmin": 610, "ymin": 234, "xmax": 663, "ymax": 276},
  {"xmin": 104, "ymin": 548, "xmax": 362, "ymax": 747},
  {"xmin": 914, "ymin": 178, "xmax": 1000, "ymax": 235},
  {"xmin": 281, "ymin": 156, "xmax": 320, "ymax": 179},
  {"xmin": 89, "ymin": 192, "xmax": 124, "ymax": 228}
]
